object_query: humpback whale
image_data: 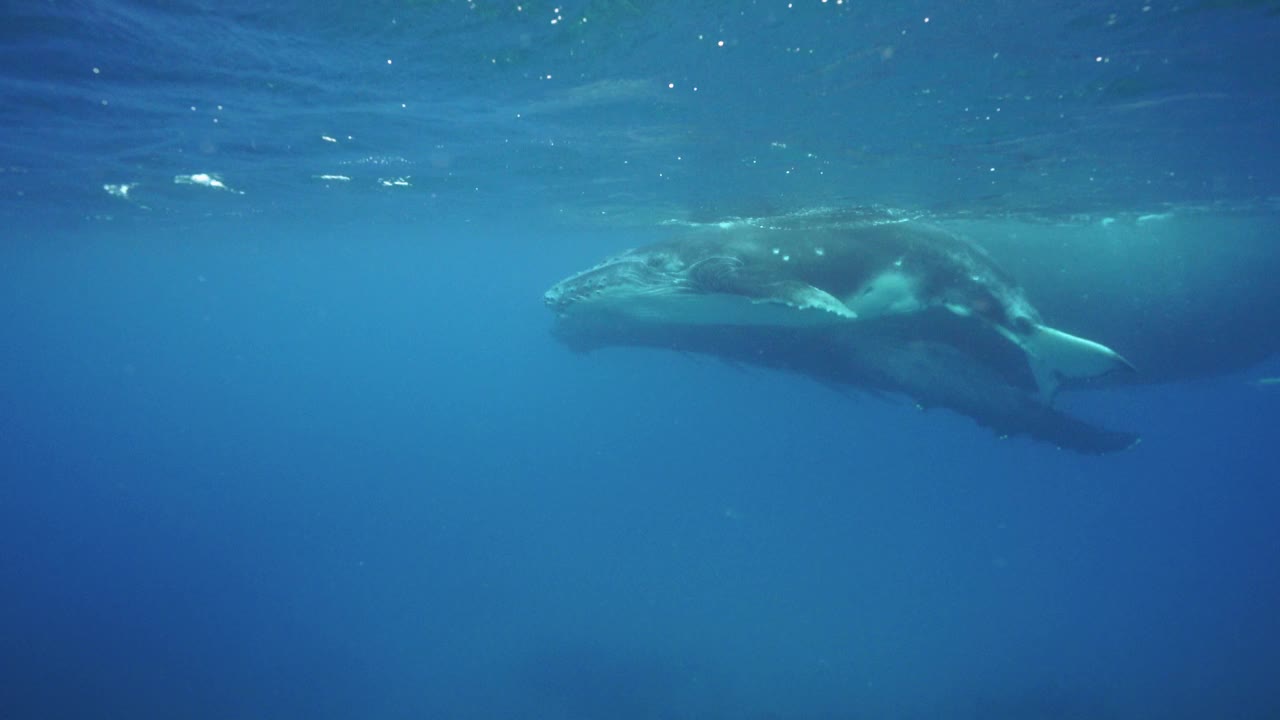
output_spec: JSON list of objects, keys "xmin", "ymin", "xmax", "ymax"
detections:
[{"xmin": 545, "ymin": 221, "xmax": 1139, "ymax": 453}]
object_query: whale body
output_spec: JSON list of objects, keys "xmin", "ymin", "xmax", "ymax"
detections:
[{"xmin": 545, "ymin": 221, "xmax": 1138, "ymax": 453}]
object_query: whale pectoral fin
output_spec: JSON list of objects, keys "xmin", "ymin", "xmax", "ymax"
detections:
[
  {"xmin": 752, "ymin": 281, "xmax": 858, "ymax": 320},
  {"xmin": 1024, "ymin": 324, "xmax": 1136, "ymax": 398}
]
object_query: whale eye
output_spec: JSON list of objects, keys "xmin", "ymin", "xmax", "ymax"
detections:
[{"xmin": 1012, "ymin": 315, "xmax": 1034, "ymax": 334}]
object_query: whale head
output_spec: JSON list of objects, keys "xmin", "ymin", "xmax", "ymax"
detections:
[{"xmin": 543, "ymin": 248, "xmax": 696, "ymax": 315}]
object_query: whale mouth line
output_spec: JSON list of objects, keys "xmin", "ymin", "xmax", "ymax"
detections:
[
  {"xmin": 545, "ymin": 282, "xmax": 686, "ymax": 304},
  {"xmin": 544, "ymin": 257, "xmax": 694, "ymax": 311}
]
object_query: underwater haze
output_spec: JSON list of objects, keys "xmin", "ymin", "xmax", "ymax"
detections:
[{"xmin": 2, "ymin": 1, "xmax": 1279, "ymax": 719}]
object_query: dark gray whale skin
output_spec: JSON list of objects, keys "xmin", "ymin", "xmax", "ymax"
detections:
[
  {"xmin": 553, "ymin": 309, "xmax": 1139, "ymax": 454},
  {"xmin": 546, "ymin": 221, "xmax": 1140, "ymax": 454}
]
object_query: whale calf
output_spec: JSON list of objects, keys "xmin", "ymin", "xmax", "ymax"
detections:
[{"xmin": 545, "ymin": 221, "xmax": 1138, "ymax": 453}]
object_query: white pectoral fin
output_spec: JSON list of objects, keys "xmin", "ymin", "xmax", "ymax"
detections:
[
  {"xmin": 754, "ymin": 282, "xmax": 858, "ymax": 321},
  {"xmin": 1024, "ymin": 324, "xmax": 1136, "ymax": 398}
]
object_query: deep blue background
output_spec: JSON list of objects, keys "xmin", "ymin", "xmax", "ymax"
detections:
[{"xmin": 2, "ymin": 2, "xmax": 1279, "ymax": 718}]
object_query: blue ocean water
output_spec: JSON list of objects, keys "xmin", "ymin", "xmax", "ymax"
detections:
[{"xmin": 2, "ymin": 1, "xmax": 1279, "ymax": 718}]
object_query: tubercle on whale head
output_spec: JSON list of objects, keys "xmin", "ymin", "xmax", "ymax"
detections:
[{"xmin": 543, "ymin": 249, "xmax": 689, "ymax": 312}]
